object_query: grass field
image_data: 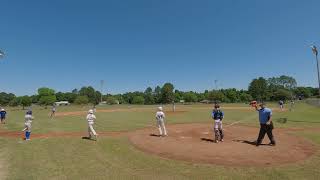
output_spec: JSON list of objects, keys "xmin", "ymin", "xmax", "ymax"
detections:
[{"xmin": 0, "ymin": 102, "xmax": 319, "ymax": 180}]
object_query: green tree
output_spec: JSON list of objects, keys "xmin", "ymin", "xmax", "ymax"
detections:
[
  {"xmin": 9, "ymin": 98, "xmax": 20, "ymax": 107},
  {"xmin": 161, "ymin": 83, "xmax": 175, "ymax": 104},
  {"xmin": 222, "ymin": 88, "xmax": 239, "ymax": 103},
  {"xmin": 74, "ymin": 96, "xmax": 89, "ymax": 105},
  {"xmin": 132, "ymin": 96, "xmax": 145, "ymax": 104},
  {"xmin": 294, "ymin": 87, "xmax": 312, "ymax": 98},
  {"xmin": 208, "ymin": 90, "xmax": 225, "ymax": 102},
  {"xmin": 38, "ymin": 87, "xmax": 56, "ymax": 108},
  {"xmin": 239, "ymin": 92, "xmax": 252, "ymax": 102},
  {"xmin": 144, "ymin": 87, "xmax": 155, "ymax": 104},
  {"xmin": 106, "ymin": 96, "xmax": 118, "ymax": 105},
  {"xmin": 0, "ymin": 92, "xmax": 16, "ymax": 106},
  {"xmin": 273, "ymin": 89, "xmax": 292, "ymax": 101},
  {"xmin": 183, "ymin": 92, "xmax": 198, "ymax": 103},
  {"xmin": 248, "ymin": 77, "xmax": 268, "ymax": 101},
  {"xmin": 20, "ymin": 96, "xmax": 32, "ymax": 109},
  {"xmin": 79, "ymin": 86, "xmax": 96, "ymax": 104}
]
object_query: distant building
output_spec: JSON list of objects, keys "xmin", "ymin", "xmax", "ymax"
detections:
[{"xmin": 54, "ymin": 101, "xmax": 70, "ymax": 106}]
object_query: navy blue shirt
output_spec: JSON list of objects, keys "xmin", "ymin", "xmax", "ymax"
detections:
[
  {"xmin": 258, "ymin": 108, "xmax": 272, "ymax": 124},
  {"xmin": 0, "ymin": 111, "xmax": 7, "ymax": 118},
  {"xmin": 212, "ymin": 110, "xmax": 224, "ymax": 120}
]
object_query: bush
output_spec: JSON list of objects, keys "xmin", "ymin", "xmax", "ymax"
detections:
[
  {"xmin": 132, "ymin": 96, "xmax": 145, "ymax": 104},
  {"xmin": 106, "ymin": 96, "xmax": 118, "ymax": 105}
]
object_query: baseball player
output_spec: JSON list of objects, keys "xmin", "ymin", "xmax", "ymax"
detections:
[
  {"xmin": 279, "ymin": 100, "xmax": 284, "ymax": 111},
  {"xmin": 0, "ymin": 108, "xmax": 7, "ymax": 124},
  {"xmin": 50, "ymin": 105, "xmax": 56, "ymax": 118},
  {"xmin": 22, "ymin": 110, "xmax": 34, "ymax": 141},
  {"xmin": 156, "ymin": 107, "xmax": 167, "ymax": 137},
  {"xmin": 212, "ymin": 104, "xmax": 224, "ymax": 143},
  {"xmin": 87, "ymin": 109, "xmax": 98, "ymax": 140}
]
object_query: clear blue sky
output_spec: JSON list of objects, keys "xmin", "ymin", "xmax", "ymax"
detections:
[{"xmin": 1, "ymin": 0, "xmax": 319, "ymax": 95}]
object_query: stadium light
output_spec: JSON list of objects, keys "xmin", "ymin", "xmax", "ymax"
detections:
[{"xmin": 311, "ymin": 45, "xmax": 320, "ymax": 96}]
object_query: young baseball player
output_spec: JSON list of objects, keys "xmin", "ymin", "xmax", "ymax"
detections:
[
  {"xmin": 87, "ymin": 109, "xmax": 98, "ymax": 140},
  {"xmin": 22, "ymin": 110, "xmax": 34, "ymax": 141},
  {"xmin": 156, "ymin": 107, "xmax": 167, "ymax": 137},
  {"xmin": 0, "ymin": 108, "xmax": 7, "ymax": 124},
  {"xmin": 212, "ymin": 104, "xmax": 224, "ymax": 143},
  {"xmin": 279, "ymin": 100, "xmax": 284, "ymax": 111},
  {"xmin": 50, "ymin": 105, "xmax": 56, "ymax": 118}
]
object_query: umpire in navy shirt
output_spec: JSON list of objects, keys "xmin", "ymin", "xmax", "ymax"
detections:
[{"xmin": 255, "ymin": 102, "xmax": 276, "ymax": 146}]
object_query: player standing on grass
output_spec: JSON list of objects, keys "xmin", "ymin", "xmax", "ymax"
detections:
[
  {"xmin": 87, "ymin": 109, "xmax": 98, "ymax": 140},
  {"xmin": 255, "ymin": 102, "xmax": 276, "ymax": 146},
  {"xmin": 50, "ymin": 105, "xmax": 56, "ymax": 118},
  {"xmin": 0, "ymin": 108, "xmax": 7, "ymax": 124},
  {"xmin": 22, "ymin": 110, "xmax": 33, "ymax": 141},
  {"xmin": 212, "ymin": 104, "xmax": 224, "ymax": 143},
  {"xmin": 279, "ymin": 100, "xmax": 284, "ymax": 111},
  {"xmin": 156, "ymin": 107, "xmax": 168, "ymax": 137}
]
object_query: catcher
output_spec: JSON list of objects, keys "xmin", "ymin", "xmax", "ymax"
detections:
[{"xmin": 212, "ymin": 104, "xmax": 224, "ymax": 143}]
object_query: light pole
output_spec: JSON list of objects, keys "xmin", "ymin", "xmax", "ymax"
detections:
[{"xmin": 311, "ymin": 45, "xmax": 320, "ymax": 96}]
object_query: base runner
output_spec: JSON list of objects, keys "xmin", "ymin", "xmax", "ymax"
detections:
[{"xmin": 87, "ymin": 109, "xmax": 98, "ymax": 140}]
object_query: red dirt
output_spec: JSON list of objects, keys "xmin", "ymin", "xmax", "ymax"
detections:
[
  {"xmin": 129, "ymin": 123, "xmax": 316, "ymax": 167},
  {"xmin": 0, "ymin": 122, "xmax": 316, "ymax": 167}
]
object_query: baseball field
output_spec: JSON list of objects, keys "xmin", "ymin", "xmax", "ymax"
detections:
[{"xmin": 0, "ymin": 102, "xmax": 319, "ymax": 180}]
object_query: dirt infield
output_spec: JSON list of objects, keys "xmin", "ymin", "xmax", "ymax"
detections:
[{"xmin": 129, "ymin": 123, "xmax": 316, "ymax": 167}]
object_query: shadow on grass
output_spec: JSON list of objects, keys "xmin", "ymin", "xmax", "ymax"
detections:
[
  {"xmin": 288, "ymin": 120, "xmax": 320, "ymax": 124},
  {"xmin": 82, "ymin": 137, "xmax": 96, "ymax": 141}
]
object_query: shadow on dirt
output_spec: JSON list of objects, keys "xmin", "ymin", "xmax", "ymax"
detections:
[
  {"xmin": 200, "ymin": 138, "xmax": 215, "ymax": 142},
  {"xmin": 149, "ymin": 134, "xmax": 162, "ymax": 137},
  {"xmin": 233, "ymin": 139, "xmax": 270, "ymax": 146}
]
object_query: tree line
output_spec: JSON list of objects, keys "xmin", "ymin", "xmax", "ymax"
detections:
[{"xmin": 0, "ymin": 75, "xmax": 318, "ymax": 107}]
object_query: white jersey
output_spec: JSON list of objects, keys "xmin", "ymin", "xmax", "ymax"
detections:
[
  {"xmin": 156, "ymin": 111, "xmax": 165, "ymax": 121},
  {"xmin": 25, "ymin": 114, "xmax": 33, "ymax": 123},
  {"xmin": 87, "ymin": 114, "xmax": 96, "ymax": 123}
]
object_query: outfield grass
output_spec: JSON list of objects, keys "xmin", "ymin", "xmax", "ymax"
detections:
[{"xmin": 0, "ymin": 102, "xmax": 319, "ymax": 180}]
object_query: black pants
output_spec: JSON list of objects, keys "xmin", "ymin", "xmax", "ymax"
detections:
[{"xmin": 256, "ymin": 122, "xmax": 276, "ymax": 145}]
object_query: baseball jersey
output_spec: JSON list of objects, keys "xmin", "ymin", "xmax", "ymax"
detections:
[
  {"xmin": 87, "ymin": 114, "xmax": 96, "ymax": 123},
  {"xmin": 212, "ymin": 110, "xmax": 224, "ymax": 120},
  {"xmin": 156, "ymin": 111, "xmax": 165, "ymax": 121},
  {"xmin": 25, "ymin": 114, "xmax": 33, "ymax": 123},
  {"xmin": 0, "ymin": 111, "xmax": 6, "ymax": 118}
]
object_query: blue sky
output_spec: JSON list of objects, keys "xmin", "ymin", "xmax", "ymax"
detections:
[{"xmin": 0, "ymin": 0, "xmax": 319, "ymax": 95}]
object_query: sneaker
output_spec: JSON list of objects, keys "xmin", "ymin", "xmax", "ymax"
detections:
[
  {"xmin": 215, "ymin": 140, "xmax": 219, "ymax": 143},
  {"xmin": 26, "ymin": 139, "xmax": 30, "ymax": 141},
  {"xmin": 221, "ymin": 139, "xmax": 224, "ymax": 142},
  {"xmin": 269, "ymin": 142, "xmax": 276, "ymax": 146}
]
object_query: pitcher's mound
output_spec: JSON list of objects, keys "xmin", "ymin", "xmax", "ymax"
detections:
[{"xmin": 129, "ymin": 123, "xmax": 316, "ymax": 166}]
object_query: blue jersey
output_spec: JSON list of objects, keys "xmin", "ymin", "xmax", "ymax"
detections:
[
  {"xmin": 258, "ymin": 108, "xmax": 272, "ymax": 124},
  {"xmin": 212, "ymin": 110, "xmax": 224, "ymax": 120},
  {"xmin": 0, "ymin": 111, "xmax": 7, "ymax": 118}
]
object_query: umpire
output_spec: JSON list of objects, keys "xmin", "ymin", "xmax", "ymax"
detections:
[{"xmin": 255, "ymin": 102, "xmax": 276, "ymax": 146}]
